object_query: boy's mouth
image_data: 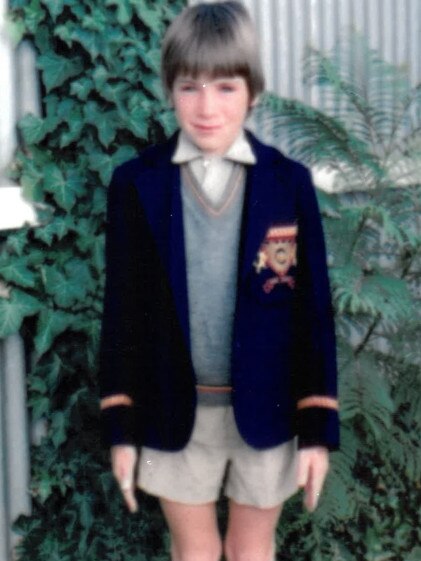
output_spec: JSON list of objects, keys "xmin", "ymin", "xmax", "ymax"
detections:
[{"xmin": 193, "ymin": 124, "xmax": 221, "ymax": 133}]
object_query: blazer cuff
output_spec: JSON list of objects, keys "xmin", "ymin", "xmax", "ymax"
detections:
[
  {"xmin": 296, "ymin": 406, "xmax": 340, "ymax": 451},
  {"xmin": 100, "ymin": 405, "xmax": 137, "ymax": 447}
]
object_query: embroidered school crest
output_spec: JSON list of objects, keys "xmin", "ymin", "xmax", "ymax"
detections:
[{"xmin": 254, "ymin": 224, "xmax": 298, "ymax": 292}]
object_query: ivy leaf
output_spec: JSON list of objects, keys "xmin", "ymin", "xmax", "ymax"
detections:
[
  {"xmin": 28, "ymin": 394, "xmax": 50, "ymax": 421},
  {"xmin": 88, "ymin": 152, "xmax": 114, "ymax": 185},
  {"xmin": 66, "ymin": 26, "xmax": 103, "ymax": 60},
  {"xmin": 91, "ymin": 186, "xmax": 107, "ymax": 216},
  {"xmin": 143, "ymin": 48, "xmax": 161, "ymax": 73},
  {"xmin": 60, "ymin": 118, "xmax": 84, "ymax": 148},
  {"xmin": 74, "ymin": 220, "xmax": 105, "ymax": 270},
  {"xmin": 83, "ymin": 102, "xmax": 120, "ymax": 148},
  {"xmin": 132, "ymin": 1, "xmax": 162, "ymax": 35},
  {"xmin": 81, "ymin": 8, "xmax": 108, "ymax": 33},
  {"xmin": 105, "ymin": 0, "xmax": 132, "ymax": 26},
  {"xmin": 142, "ymin": 73, "xmax": 164, "ymax": 98},
  {"xmin": 34, "ymin": 308, "xmax": 73, "ymax": 356},
  {"xmin": 156, "ymin": 109, "xmax": 177, "ymax": 137},
  {"xmin": 100, "ymin": 81, "xmax": 128, "ymax": 105},
  {"xmin": 74, "ymin": 317, "xmax": 101, "ymax": 357},
  {"xmin": 91, "ymin": 234, "xmax": 105, "ymax": 273},
  {"xmin": 43, "ymin": 164, "xmax": 85, "ymax": 211},
  {"xmin": 20, "ymin": 160, "xmax": 44, "ymax": 202},
  {"xmin": 89, "ymin": 146, "xmax": 136, "ymax": 185},
  {"xmin": 92, "ymin": 65, "xmax": 108, "ymax": 89},
  {"xmin": 37, "ymin": 52, "xmax": 84, "ymax": 92},
  {"xmin": 0, "ymin": 256, "xmax": 36, "ymax": 288},
  {"xmin": 6, "ymin": 230, "xmax": 29, "ymax": 256},
  {"xmin": 0, "ymin": 290, "xmax": 42, "ymax": 337},
  {"xmin": 70, "ymin": 77, "xmax": 93, "ymax": 101},
  {"xmin": 50, "ymin": 411, "xmax": 67, "ymax": 448},
  {"xmin": 19, "ymin": 114, "xmax": 47, "ymax": 145},
  {"xmin": 35, "ymin": 478, "xmax": 54, "ymax": 504},
  {"xmin": 41, "ymin": 0, "xmax": 66, "ymax": 20},
  {"xmin": 5, "ymin": 15, "xmax": 26, "ymax": 44},
  {"xmin": 97, "ymin": 114, "xmax": 119, "ymax": 147},
  {"xmin": 34, "ymin": 216, "xmax": 72, "ymax": 246},
  {"xmin": 28, "ymin": 375, "xmax": 48, "ymax": 395},
  {"xmin": 76, "ymin": 492, "xmax": 94, "ymax": 530},
  {"xmin": 43, "ymin": 260, "xmax": 92, "ymax": 309},
  {"xmin": 24, "ymin": 0, "xmax": 46, "ymax": 33},
  {"xmin": 126, "ymin": 106, "xmax": 148, "ymax": 139},
  {"xmin": 113, "ymin": 145, "xmax": 137, "ymax": 167}
]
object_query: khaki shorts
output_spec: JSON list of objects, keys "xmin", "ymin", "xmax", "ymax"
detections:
[{"xmin": 137, "ymin": 405, "xmax": 298, "ymax": 508}]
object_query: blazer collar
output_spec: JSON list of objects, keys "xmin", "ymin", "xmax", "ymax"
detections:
[{"xmin": 143, "ymin": 129, "xmax": 278, "ymax": 171}]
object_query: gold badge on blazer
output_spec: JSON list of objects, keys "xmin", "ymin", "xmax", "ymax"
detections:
[{"xmin": 254, "ymin": 224, "xmax": 298, "ymax": 292}]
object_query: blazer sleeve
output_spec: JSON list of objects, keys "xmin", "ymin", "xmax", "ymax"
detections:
[
  {"xmin": 99, "ymin": 163, "xmax": 143, "ymax": 447},
  {"xmin": 294, "ymin": 166, "xmax": 340, "ymax": 450}
]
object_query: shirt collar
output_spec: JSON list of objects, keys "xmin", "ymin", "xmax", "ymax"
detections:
[{"xmin": 172, "ymin": 130, "xmax": 256, "ymax": 165}]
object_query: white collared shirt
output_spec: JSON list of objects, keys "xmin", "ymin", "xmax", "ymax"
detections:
[{"xmin": 172, "ymin": 130, "xmax": 256, "ymax": 206}]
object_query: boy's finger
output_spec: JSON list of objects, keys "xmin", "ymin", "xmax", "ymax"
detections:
[
  {"xmin": 304, "ymin": 462, "xmax": 328, "ymax": 512},
  {"xmin": 297, "ymin": 454, "xmax": 310, "ymax": 488},
  {"xmin": 122, "ymin": 487, "xmax": 139, "ymax": 513},
  {"xmin": 303, "ymin": 477, "xmax": 318, "ymax": 512}
]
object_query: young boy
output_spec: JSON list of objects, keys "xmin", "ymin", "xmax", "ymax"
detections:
[{"xmin": 99, "ymin": 2, "xmax": 339, "ymax": 560}]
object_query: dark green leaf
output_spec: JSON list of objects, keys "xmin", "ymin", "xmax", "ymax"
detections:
[
  {"xmin": 34, "ymin": 308, "xmax": 74, "ymax": 356},
  {"xmin": 37, "ymin": 52, "xmax": 84, "ymax": 92},
  {"xmin": 0, "ymin": 290, "xmax": 41, "ymax": 337},
  {"xmin": 0, "ymin": 256, "xmax": 36, "ymax": 288},
  {"xmin": 19, "ymin": 114, "xmax": 47, "ymax": 145}
]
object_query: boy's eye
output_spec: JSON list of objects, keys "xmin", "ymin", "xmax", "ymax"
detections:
[
  {"xmin": 219, "ymin": 85, "xmax": 235, "ymax": 93},
  {"xmin": 179, "ymin": 84, "xmax": 197, "ymax": 92},
  {"xmin": 217, "ymin": 82, "xmax": 237, "ymax": 93}
]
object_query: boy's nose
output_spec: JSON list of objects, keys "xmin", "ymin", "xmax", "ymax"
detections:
[{"xmin": 197, "ymin": 89, "xmax": 217, "ymax": 116}]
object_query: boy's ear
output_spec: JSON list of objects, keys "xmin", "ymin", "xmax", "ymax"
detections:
[{"xmin": 249, "ymin": 95, "xmax": 259, "ymax": 108}]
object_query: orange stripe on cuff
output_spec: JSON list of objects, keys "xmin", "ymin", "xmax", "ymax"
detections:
[
  {"xmin": 297, "ymin": 396, "xmax": 339, "ymax": 411},
  {"xmin": 100, "ymin": 394, "xmax": 134, "ymax": 410}
]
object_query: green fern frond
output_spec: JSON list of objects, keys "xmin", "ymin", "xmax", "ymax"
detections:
[
  {"xmin": 331, "ymin": 263, "xmax": 412, "ymax": 325},
  {"xmin": 381, "ymin": 425, "xmax": 421, "ymax": 481},
  {"xmin": 303, "ymin": 38, "xmax": 418, "ymax": 149},
  {"xmin": 314, "ymin": 427, "xmax": 362, "ymax": 524},
  {"xmin": 339, "ymin": 352, "xmax": 395, "ymax": 439},
  {"xmin": 259, "ymin": 94, "xmax": 384, "ymax": 188}
]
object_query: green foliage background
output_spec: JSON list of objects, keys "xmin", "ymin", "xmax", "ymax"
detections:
[
  {"xmin": 0, "ymin": 3, "xmax": 420, "ymax": 561},
  {"xmin": 258, "ymin": 36, "xmax": 421, "ymax": 561},
  {"xmin": 2, "ymin": 1, "xmax": 183, "ymax": 559}
]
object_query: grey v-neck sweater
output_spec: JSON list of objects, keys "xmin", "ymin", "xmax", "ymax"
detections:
[{"xmin": 181, "ymin": 165, "xmax": 245, "ymax": 405}]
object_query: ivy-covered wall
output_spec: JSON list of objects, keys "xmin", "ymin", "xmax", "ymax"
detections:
[{"xmin": 1, "ymin": 1, "xmax": 183, "ymax": 559}]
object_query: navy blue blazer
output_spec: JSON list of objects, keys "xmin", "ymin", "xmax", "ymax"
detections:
[{"xmin": 99, "ymin": 131, "xmax": 339, "ymax": 451}]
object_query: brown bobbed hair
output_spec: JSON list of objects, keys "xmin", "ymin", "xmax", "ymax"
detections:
[{"xmin": 161, "ymin": 1, "xmax": 265, "ymax": 101}]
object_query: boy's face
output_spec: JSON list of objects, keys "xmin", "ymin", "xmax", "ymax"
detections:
[{"xmin": 172, "ymin": 75, "xmax": 253, "ymax": 155}]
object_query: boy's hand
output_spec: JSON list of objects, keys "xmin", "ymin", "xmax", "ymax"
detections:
[
  {"xmin": 111, "ymin": 445, "xmax": 139, "ymax": 513},
  {"xmin": 297, "ymin": 446, "xmax": 329, "ymax": 512}
]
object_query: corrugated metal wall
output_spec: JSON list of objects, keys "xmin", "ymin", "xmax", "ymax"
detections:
[{"xmin": 189, "ymin": 0, "xmax": 421, "ymax": 106}]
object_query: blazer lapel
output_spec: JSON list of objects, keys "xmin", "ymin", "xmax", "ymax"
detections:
[
  {"xmin": 168, "ymin": 165, "xmax": 191, "ymax": 350},
  {"xmin": 134, "ymin": 135, "xmax": 191, "ymax": 350},
  {"xmin": 238, "ymin": 133, "xmax": 287, "ymax": 282}
]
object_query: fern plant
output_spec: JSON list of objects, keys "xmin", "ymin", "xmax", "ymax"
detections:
[{"xmin": 259, "ymin": 36, "xmax": 421, "ymax": 561}]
